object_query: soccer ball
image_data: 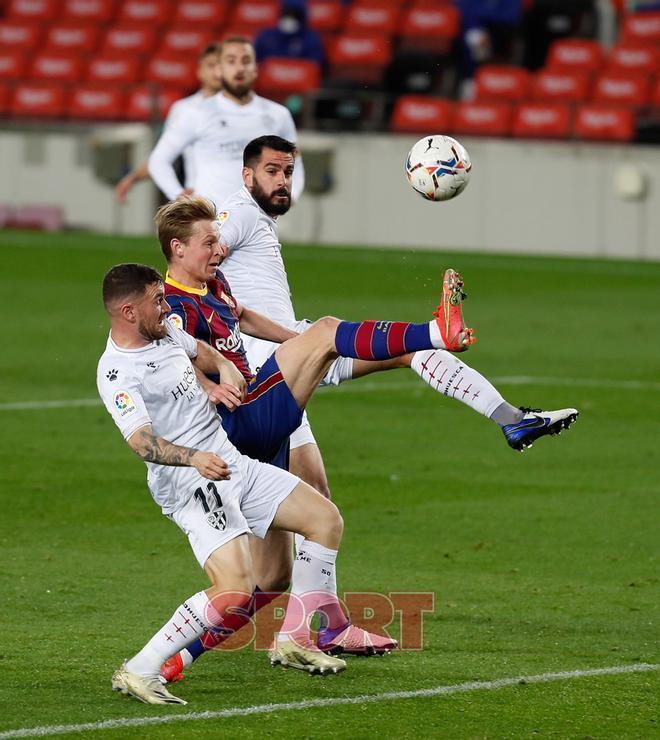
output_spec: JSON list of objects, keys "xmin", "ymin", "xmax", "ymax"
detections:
[{"xmin": 405, "ymin": 135, "xmax": 472, "ymax": 202}]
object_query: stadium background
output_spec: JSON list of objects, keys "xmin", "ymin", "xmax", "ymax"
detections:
[{"xmin": 1, "ymin": 1, "xmax": 659, "ymax": 738}]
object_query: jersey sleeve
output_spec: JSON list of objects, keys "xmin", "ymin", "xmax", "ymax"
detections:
[
  {"xmin": 165, "ymin": 320, "xmax": 198, "ymax": 358},
  {"xmin": 165, "ymin": 294, "xmax": 200, "ymax": 338},
  {"xmin": 148, "ymin": 106, "xmax": 200, "ymax": 200},
  {"xmin": 216, "ymin": 203, "xmax": 258, "ymax": 254},
  {"xmin": 97, "ymin": 368, "xmax": 151, "ymax": 441}
]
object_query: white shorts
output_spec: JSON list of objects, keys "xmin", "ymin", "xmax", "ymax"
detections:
[{"xmin": 170, "ymin": 449, "xmax": 300, "ymax": 568}]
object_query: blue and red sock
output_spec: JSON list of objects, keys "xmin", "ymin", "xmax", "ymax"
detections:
[{"xmin": 334, "ymin": 320, "xmax": 439, "ymax": 360}]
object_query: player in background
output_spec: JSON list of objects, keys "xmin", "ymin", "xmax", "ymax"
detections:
[
  {"xmin": 148, "ymin": 36, "xmax": 304, "ymax": 206},
  {"xmin": 114, "ymin": 44, "xmax": 223, "ymax": 204}
]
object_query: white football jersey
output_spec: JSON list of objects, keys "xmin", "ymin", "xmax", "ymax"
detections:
[
  {"xmin": 164, "ymin": 90, "xmax": 206, "ymax": 188},
  {"xmin": 148, "ymin": 91, "xmax": 304, "ymax": 209},
  {"xmin": 96, "ymin": 322, "xmax": 236, "ymax": 513}
]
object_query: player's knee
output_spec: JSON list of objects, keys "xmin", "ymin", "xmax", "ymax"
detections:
[
  {"xmin": 308, "ymin": 316, "xmax": 341, "ymax": 350},
  {"xmin": 323, "ymin": 500, "xmax": 344, "ymax": 543}
]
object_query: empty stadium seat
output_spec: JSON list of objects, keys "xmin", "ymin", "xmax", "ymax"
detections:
[
  {"xmin": 255, "ymin": 58, "xmax": 321, "ymax": 100},
  {"xmin": 0, "ymin": 84, "xmax": 9, "ymax": 115},
  {"xmin": 546, "ymin": 39, "xmax": 604, "ymax": 72},
  {"xmin": 159, "ymin": 29, "xmax": 214, "ymax": 54},
  {"xmin": 173, "ymin": 1, "xmax": 229, "ymax": 28},
  {"xmin": 453, "ymin": 101, "xmax": 512, "ymax": 137},
  {"xmin": 125, "ymin": 85, "xmax": 182, "ymax": 120},
  {"xmin": 390, "ymin": 94, "xmax": 453, "ymax": 133},
  {"xmin": 573, "ymin": 105, "xmax": 635, "ymax": 142},
  {"xmin": 232, "ymin": 1, "xmax": 280, "ymax": 32},
  {"xmin": 513, "ymin": 102, "xmax": 571, "ymax": 139},
  {"xmin": 531, "ymin": 69, "xmax": 590, "ymax": 103},
  {"xmin": 592, "ymin": 72, "xmax": 651, "ymax": 108},
  {"xmin": 117, "ymin": 0, "xmax": 172, "ymax": 26},
  {"xmin": 103, "ymin": 26, "xmax": 158, "ymax": 55},
  {"xmin": 0, "ymin": 51, "xmax": 29, "ymax": 80},
  {"xmin": 86, "ymin": 55, "xmax": 142, "ymax": 84},
  {"xmin": 144, "ymin": 53, "xmax": 198, "ymax": 88},
  {"xmin": 399, "ymin": 5, "xmax": 460, "ymax": 53},
  {"xmin": 475, "ymin": 65, "xmax": 531, "ymax": 102},
  {"xmin": 68, "ymin": 85, "xmax": 126, "ymax": 119},
  {"xmin": 31, "ymin": 53, "xmax": 84, "ymax": 82},
  {"xmin": 45, "ymin": 24, "xmax": 100, "ymax": 53},
  {"xmin": 62, "ymin": 0, "xmax": 116, "ymax": 23},
  {"xmin": 308, "ymin": 0, "xmax": 345, "ymax": 33},
  {"xmin": 345, "ymin": 2, "xmax": 401, "ymax": 35},
  {"xmin": 10, "ymin": 83, "xmax": 67, "ymax": 117},
  {"xmin": 622, "ymin": 11, "xmax": 660, "ymax": 45},
  {"xmin": 0, "ymin": 22, "xmax": 43, "ymax": 51},
  {"xmin": 607, "ymin": 44, "xmax": 660, "ymax": 75},
  {"xmin": 7, "ymin": 0, "xmax": 60, "ymax": 22},
  {"xmin": 327, "ymin": 33, "xmax": 392, "ymax": 86},
  {"xmin": 653, "ymin": 77, "xmax": 660, "ymax": 107}
]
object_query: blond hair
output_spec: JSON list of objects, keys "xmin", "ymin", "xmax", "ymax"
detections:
[{"xmin": 154, "ymin": 196, "xmax": 217, "ymax": 261}]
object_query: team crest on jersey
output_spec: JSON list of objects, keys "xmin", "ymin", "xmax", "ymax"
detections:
[
  {"xmin": 167, "ymin": 313, "xmax": 184, "ymax": 330},
  {"xmin": 217, "ymin": 211, "xmax": 229, "ymax": 228},
  {"xmin": 206, "ymin": 509, "xmax": 227, "ymax": 531},
  {"xmin": 114, "ymin": 391, "xmax": 136, "ymax": 417}
]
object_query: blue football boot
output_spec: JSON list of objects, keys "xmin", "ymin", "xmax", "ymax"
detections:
[{"xmin": 503, "ymin": 407, "xmax": 579, "ymax": 451}]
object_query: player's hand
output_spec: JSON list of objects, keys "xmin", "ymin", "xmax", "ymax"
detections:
[
  {"xmin": 192, "ymin": 451, "xmax": 231, "ymax": 480},
  {"xmin": 177, "ymin": 188, "xmax": 195, "ymax": 200},
  {"xmin": 115, "ymin": 176, "xmax": 133, "ymax": 204},
  {"xmin": 219, "ymin": 362, "xmax": 247, "ymax": 399},
  {"xmin": 207, "ymin": 382, "xmax": 243, "ymax": 410}
]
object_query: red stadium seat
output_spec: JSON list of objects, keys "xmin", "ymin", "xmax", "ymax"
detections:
[
  {"xmin": 87, "ymin": 55, "xmax": 142, "ymax": 83},
  {"xmin": 117, "ymin": 0, "xmax": 171, "ymax": 26},
  {"xmin": 607, "ymin": 44, "xmax": 660, "ymax": 75},
  {"xmin": 30, "ymin": 52, "xmax": 84, "ymax": 82},
  {"xmin": 573, "ymin": 105, "xmax": 635, "ymax": 142},
  {"xmin": 532, "ymin": 69, "xmax": 590, "ymax": 103},
  {"xmin": 103, "ymin": 26, "xmax": 158, "ymax": 55},
  {"xmin": 255, "ymin": 58, "xmax": 321, "ymax": 99},
  {"xmin": 653, "ymin": 77, "xmax": 660, "ymax": 107},
  {"xmin": 475, "ymin": 65, "xmax": 531, "ymax": 102},
  {"xmin": 0, "ymin": 84, "xmax": 9, "ymax": 114},
  {"xmin": 45, "ymin": 24, "xmax": 100, "ymax": 52},
  {"xmin": 345, "ymin": 2, "xmax": 401, "ymax": 35},
  {"xmin": 622, "ymin": 12, "xmax": 660, "ymax": 45},
  {"xmin": 0, "ymin": 22, "xmax": 43, "ymax": 51},
  {"xmin": 308, "ymin": 0, "xmax": 345, "ymax": 33},
  {"xmin": 453, "ymin": 101, "xmax": 512, "ymax": 137},
  {"xmin": 10, "ymin": 83, "xmax": 67, "ymax": 117},
  {"xmin": 328, "ymin": 33, "xmax": 392, "ymax": 85},
  {"xmin": 68, "ymin": 85, "xmax": 126, "ymax": 119},
  {"xmin": 159, "ymin": 29, "xmax": 214, "ymax": 54},
  {"xmin": 390, "ymin": 95, "xmax": 453, "ymax": 133},
  {"xmin": 173, "ymin": 1, "xmax": 229, "ymax": 28},
  {"xmin": 512, "ymin": 102, "xmax": 571, "ymax": 139},
  {"xmin": 144, "ymin": 53, "xmax": 197, "ymax": 88},
  {"xmin": 0, "ymin": 51, "xmax": 28, "ymax": 80},
  {"xmin": 220, "ymin": 26, "xmax": 256, "ymax": 42},
  {"xmin": 592, "ymin": 72, "xmax": 651, "ymax": 107},
  {"xmin": 7, "ymin": 0, "xmax": 60, "ymax": 22},
  {"xmin": 546, "ymin": 39, "xmax": 604, "ymax": 73},
  {"xmin": 399, "ymin": 5, "xmax": 460, "ymax": 53},
  {"xmin": 62, "ymin": 0, "xmax": 116, "ymax": 23},
  {"xmin": 125, "ymin": 84, "xmax": 182, "ymax": 120},
  {"xmin": 231, "ymin": 1, "xmax": 280, "ymax": 32}
]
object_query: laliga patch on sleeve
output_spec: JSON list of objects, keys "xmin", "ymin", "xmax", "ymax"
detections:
[
  {"xmin": 114, "ymin": 390, "xmax": 136, "ymax": 418},
  {"xmin": 217, "ymin": 211, "xmax": 229, "ymax": 228},
  {"xmin": 167, "ymin": 313, "xmax": 184, "ymax": 330}
]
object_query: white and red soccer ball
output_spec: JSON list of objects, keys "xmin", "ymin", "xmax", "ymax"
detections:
[{"xmin": 405, "ymin": 135, "xmax": 472, "ymax": 202}]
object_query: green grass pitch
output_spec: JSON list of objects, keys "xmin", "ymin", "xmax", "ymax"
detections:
[{"xmin": 0, "ymin": 229, "xmax": 658, "ymax": 738}]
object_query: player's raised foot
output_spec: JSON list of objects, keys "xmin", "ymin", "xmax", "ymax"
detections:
[
  {"xmin": 503, "ymin": 407, "xmax": 579, "ymax": 451},
  {"xmin": 433, "ymin": 268, "xmax": 475, "ymax": 352},
  {"xmin": 269, "ymin": 636, "xmax": 347, "ymax": 675},
  {"xmin": 112, "ymin": 663, "xmax": 187, "ymax": 705},
  {"xmin": 159, "ymin": 653, "xmax": 185, "ymax": 684},
  {"xmin": 317, "ymin": 623, "xmax": 397, "ymax": 656}
]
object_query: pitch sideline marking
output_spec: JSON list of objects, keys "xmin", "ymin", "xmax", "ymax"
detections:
[
  {"xmin": 1, "ymin": 375, "xmax": 659, "ymax": 412},
  {"xmin": 0, "ymin": 663, "xmax": 656, "ymax": 738}
]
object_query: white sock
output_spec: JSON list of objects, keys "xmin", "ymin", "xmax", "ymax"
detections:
[
  {"xmin": 293, "ymin": 532, "xmax": 305, "ymax": 554},
  {"xmin": 125, "ymin": 591, "xmax": 211, "ymax": 676},
  {"xmin": 280, "ymin": 539, "xmax": 338, "ymax": 639},
  {"xmin": 411, "ymin": 349, "xmax": 505, "ymax": 420}
]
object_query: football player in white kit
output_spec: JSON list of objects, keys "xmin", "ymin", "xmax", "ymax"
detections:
[
  {"xmin": 115, "ymin": 43, "xmax": 224, "ymax": 204},
  {"xmin": 98, "ymin": 263, "xmax": 353, "ymax": 704},
  {"xmin": 148, "ymin": 36, "xmax": 304, "ymax": 207}
]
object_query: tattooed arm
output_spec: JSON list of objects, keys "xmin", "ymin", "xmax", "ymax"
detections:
[{"xmin": 127, "ymin": 424, "xmax": 230, "ymax": 480}]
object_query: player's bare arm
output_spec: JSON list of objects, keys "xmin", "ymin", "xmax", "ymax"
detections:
[
  {"xmin": 192, "ymin": 339, "xmax": 246, "ymax": 409},
  {"xmin": 236, "ymin": 303, "xmax": 298, "ymax": 344},
  {"xmin": 127, "ymin": 424, "xmax": 230, "ymax": 481}
]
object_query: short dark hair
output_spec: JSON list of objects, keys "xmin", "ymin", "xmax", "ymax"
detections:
[
  {"xmin": 102, "ymin": 263, "xmax": 163, "ymax": 308},
  {"xmin": 198, "ymin": 43, "xmax": 221, "ymax": 63},
  {"xmin": 243, "ymin": 135, "xmax": 296, "ymax": 168}
]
